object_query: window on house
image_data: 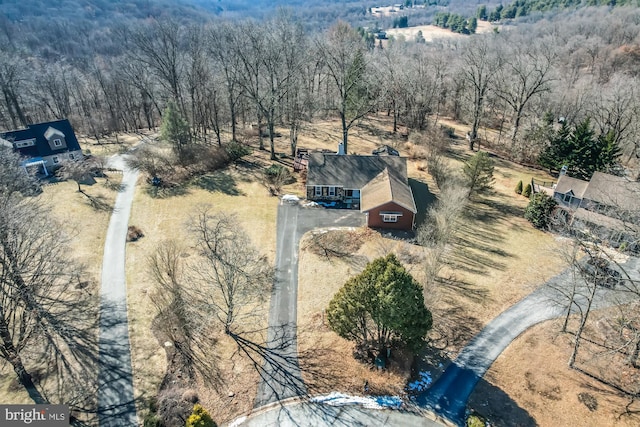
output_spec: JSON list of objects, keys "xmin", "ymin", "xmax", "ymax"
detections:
[
  {"xmin": 382, "ymin": 214, "xmax": 399, "ymax": 223},
  {"xmin": 563, "ymin": 193, "xmax": 573, "ymax": 203},
  {"xmin": 344, "ymin": 189, "xmax": 353, "ymax": 197},
  {"xmin": 69, "ymin": 153, "xmax": 75, "ymax": 160},
  {"xmin": 53, "ymin": 138, "xmax": 62, "ymax": 147},
  {"xmin": 328, "ymin": 186, "xmax": 336, "ymax": 196},
  {"xmin": 52, "ymin": 156, "xmax": 59, "ymax": 164},
  {"xmin": 315, "ymin": 186, "xmax": 322, "ymax": 197}
]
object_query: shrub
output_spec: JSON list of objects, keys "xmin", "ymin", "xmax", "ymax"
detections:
[
  {"xmin": 466, "ymin": 414, "xmax": 485, "ymax": 427},
  {"xmin": 263, "ymin": 164, "xmax": 294, "ymax": 195},
  {"xmin": 524, "ymin": 193, "xmax": 557, "ymax": 229},
  {"xmin": 522, "ymin": 183, "xmax": 532, "ymax": 198},
  {"xmin": 127, "ymin": 226, "xmax": 144, "ymax": 242},
  {"xmin": 185, "ymin": 404, "xmax": 216, "ymax": 427},
  {"xmin": 225, "ymin": 141, "xmax": 251, "ymax": 161},
  {"xmin": 515, "ymin": 180, "xmax": 523, "ymax": 195}
]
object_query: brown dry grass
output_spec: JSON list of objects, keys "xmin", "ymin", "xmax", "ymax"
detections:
[
  {"xmin": 384, "ymin": 21, "xmax": 495, "ymax": 43},
  {"xmin": 78, "ymin": 132, "xmax": 154, "ymax": 157},
  {"xmin": 0, "ymin": 175, "xmax": 120, "ymax": 406},
  {"xmin": 125, "ymin": 143, "xmax": 279, "ymax": 424},
  {"xmin": 297, "ymin": 228, "xmax": 418, "ymax": 398},
  {"xmin": 471, "ymin": 321, "xmax": 640, "ymax": 426}
]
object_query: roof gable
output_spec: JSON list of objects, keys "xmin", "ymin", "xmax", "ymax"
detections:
[
  {"xmin": 554, "ymin": 175, "xmax": 589, "ymax": 199},
  {"xmin": 44, "ymin": 126, "xmax": 65, "ymax": 140},
  {"xmin": 361, "ymin": 167, "xmax": 417, "ymax": 213}
]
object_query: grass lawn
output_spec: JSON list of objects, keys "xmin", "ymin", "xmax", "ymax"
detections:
[
  {"xmin": 0, "ymin": 175, "xmax": 120, "ymax": 410},
  {"xmin": 125, "ymin": 144, "xmax": 279, "ymax": 424}
]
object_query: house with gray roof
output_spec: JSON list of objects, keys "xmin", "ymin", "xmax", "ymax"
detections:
[
  {"xmin": 306, "ymin": 153, "xmax": 417, "ymax": 230},
  {"xmin": 0, "ymin": 119, "xmax": 83, "ymax": 176},
  {"xmin": 553, "ymin": 171, "xmax": 640, "ymax": 251}
]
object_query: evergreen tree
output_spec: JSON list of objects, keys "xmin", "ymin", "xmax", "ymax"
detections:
[
  {"xmin": 468, "ymin": 17, "xmax": 478, "ymax": 34},
  {"xmin": 515, "ymin": 180, "xmax": 523, "ymax": 195},
  {"xmin": 477, "ymin": 5, "xmax": 488, "ymax": 20},
  {"xmin": 327, "ymin": 254, "xmax": 432, "ymax": 355},
  {"xmin": 160, "ymin": 101, "xmax": 191, "ymax": 162},
  {"xmin": 463, "ymin": 151, "xmax": 495, "ymax": 198},
  {"xmin": 538, "ymin": 121, "xmax": 571, "ymax": 173},
  {"xmin": 538, "ymin": 118, "xmax": 621, "ymax": 179},
  {"xmin": 525, "ymin": 192, "xmax": 558, "ymax": 229}
]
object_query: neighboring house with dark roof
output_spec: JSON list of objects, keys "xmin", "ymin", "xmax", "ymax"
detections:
[
  {"xmin": 0, "ymin": 119, "xmax": 83, "ymax": 176},
  {"xmin": 306, "ymin": 153, "xmax": 417, "ymax": 230},
  {"xmin": 553, "ymin": 171, "xmax": 640, "ymax": 251}
]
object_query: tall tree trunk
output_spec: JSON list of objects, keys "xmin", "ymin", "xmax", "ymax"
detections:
[
  {"xmin": 341, "ymin": 112, "xmax": 348, "ymax": 154},
  {"xmin": 0, "ymin": 309, "xmax": 47, "ymax": 404},
  {"xmin": 269, "ymin": 119, "xmax": 276, "ymax": 160},
  {"xmin": 569, "ymin": 279, "xmax": 597, "ymax": 368}
]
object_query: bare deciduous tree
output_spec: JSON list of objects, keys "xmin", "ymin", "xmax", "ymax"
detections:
[
  {"xmin": 318, "ymin": 21, "xmax": 378, "ymax": 153},
  {"xmin": 190, "ymin": 210, "xmax": 272, "ymax": 334},
  {"xmin": 0, "ymin": 151, "xmax": 98, "ymax": 416}
]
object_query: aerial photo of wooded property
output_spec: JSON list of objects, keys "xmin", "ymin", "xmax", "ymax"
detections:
[{"xmin": 1, "ymin": 0, "xmax": 639, "ymax": 426}]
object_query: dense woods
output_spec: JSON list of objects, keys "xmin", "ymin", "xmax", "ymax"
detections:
[{"xmin": 1, "ymin": 2, "xmax": 640, "ymax": 169}]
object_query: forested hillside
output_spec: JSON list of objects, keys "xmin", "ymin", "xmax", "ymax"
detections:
[
  {"xmin": 1, "ymin": 2, "xmax": 639, "ymax": 171},
  {"xmin": 477, "ymin": 0, "xmax": 640, "ymax": 21}
]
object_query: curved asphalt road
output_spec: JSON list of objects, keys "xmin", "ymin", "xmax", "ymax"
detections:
[
  {"xmin": 418, "ymin": 255, "xmax": 640, "ymax": 426},
  {"xmin": 254, "ymin": 203, "xmax": 365, "ymax": 408},
  {"xmin": 97, "ymin": 155, "xmax": 139, "ymax": 426}
]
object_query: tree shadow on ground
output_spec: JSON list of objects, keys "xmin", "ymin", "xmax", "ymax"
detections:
[
  {"xmin": 467, "ymin": 376, "xmax": 537, "ymax": 427},
  {"xmin": 145, "ymin": 184, "xmax": 190, "ymax": 199},
  {"xmin": 192, "ymin": 171, "xmax": 244, "ymax": 196},
  {"xmin": 81, "ymin": 192, "xmax": 112, "ymax": 212},
  {"xmin": 409, "ymin": 178, "xmax": 436, "ymax": 228},
  {"xmin": 429, "ymin": 304, "xmax": 486, "ymax": 351},
  {"xmin": 410, "ymin": 342, "xmax": 536, "ymax": 427},
  {"xmin": 448, "ymin": 197, "xmax": 515, "ymax": 275},
  {"xmin": 234, "ymin": 158, "xmax": 266, "ymax": 182}
]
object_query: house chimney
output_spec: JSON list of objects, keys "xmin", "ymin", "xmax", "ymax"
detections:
[
  {"xmin": 337, "ymin": 142, "xmax": 345, "ymax": 155},
  {"xmin": 560, "ymin": 165, "xmax": 568, "ymax": 176}
]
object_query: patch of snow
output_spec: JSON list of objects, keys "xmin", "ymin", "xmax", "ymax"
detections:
[
  {"xmin": 310, "ymin": 392, "xmax": 402, "ymax": 409},
  {"xmin": 227, "ymin": 416, "xmax": 246, "ymax": 427},
  {"xmin": 303, "ymin": 201, "xmax": 319, "ymax": 207},
  {"xmin": 406, "ymin": 371, "xmax": 432, "ymax": 392}
]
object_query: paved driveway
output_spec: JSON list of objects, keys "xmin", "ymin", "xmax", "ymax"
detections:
[
  {"xmin": 418, "ymin": 255, "xmax": 640, "ymax": 426},
  {"xmin": 97, "ymin": 155, "xmax": 138, "ymax": 426},
  {"xmin": 238, "ymin": 401, "xmax": 446, "ymax": 427},
  {"xmin": 254, "ymin": 203, "xmax": 365, "ymax": 408}
]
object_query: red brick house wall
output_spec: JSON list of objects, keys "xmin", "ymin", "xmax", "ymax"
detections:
[{"xmin": 365, "ymin": 202, "xmax": 414, "ymax": 231}]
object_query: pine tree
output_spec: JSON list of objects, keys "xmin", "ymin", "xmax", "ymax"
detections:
[
  {"xmin": 463, "ymin": 151, "xmax": 495, "ymax": 198},
  {"xmin": 327, "ymin": 254, "xmax": 432, "ymax": 355},
  {"xmin": 161, "ymin": 101, "xmax": 191, "ymax": 163},
  {"xmin": 515, "ymin": 180, "xmax": 523, "ymax": 195}
]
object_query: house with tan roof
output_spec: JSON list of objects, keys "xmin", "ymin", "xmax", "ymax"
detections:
[{"xmin": 306, "ymin": 153, "xmax": 417, "ymax": 230}]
